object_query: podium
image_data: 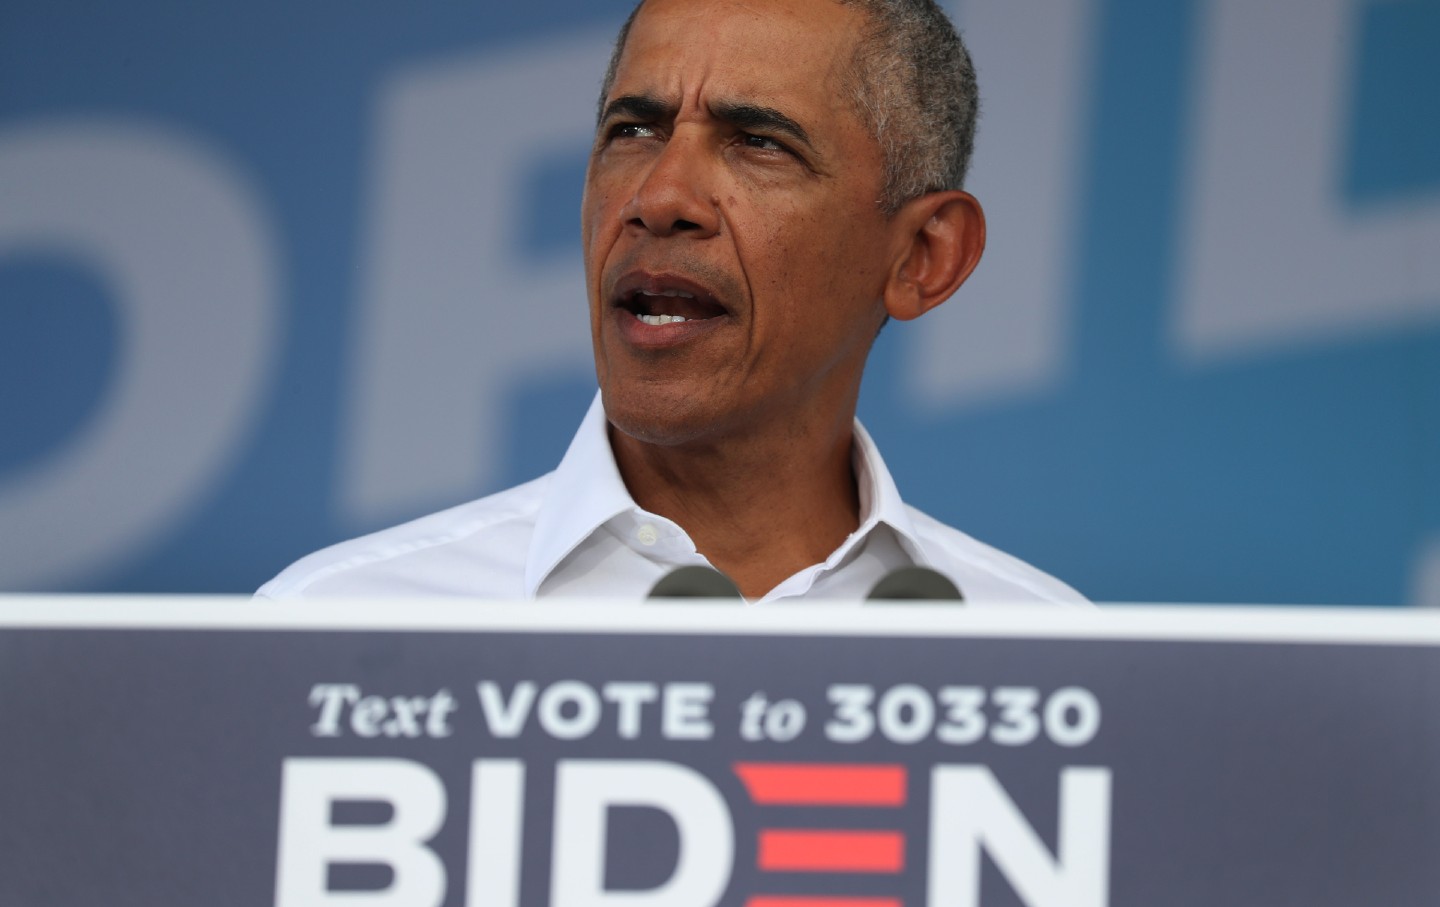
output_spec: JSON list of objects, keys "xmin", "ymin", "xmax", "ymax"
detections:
[{"xmin": 1, "ymin": 597, "xmax": 1437, "ymax": 906}]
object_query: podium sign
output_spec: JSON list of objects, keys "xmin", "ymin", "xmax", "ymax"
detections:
[{"xmin": 1, "ymin": 598, "xmax": 1437, "ymax": 906}]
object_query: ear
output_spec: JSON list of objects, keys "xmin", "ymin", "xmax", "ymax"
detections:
[{"xmin": 882, "ymin": 190, "xmax": 985, "ymax": 321}]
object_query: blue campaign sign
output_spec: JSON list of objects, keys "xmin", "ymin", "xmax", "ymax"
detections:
[
  {"xmin": 1, "ymin": 1, "xmax": 1438, "ymax": 601},
  {"xmin": 1, "ymin": 599, "xmax": 1439, "ymax": 905}
]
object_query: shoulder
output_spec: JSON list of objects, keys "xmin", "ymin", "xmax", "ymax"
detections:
[
  {"xmin": 255, "ymin": 474, "xmax": 551, "ymax": 599},
  {"xmin": 903, "ymin": 505, "xmax": 1089, "ymax": 606}
]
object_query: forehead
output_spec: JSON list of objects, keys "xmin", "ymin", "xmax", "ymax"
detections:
[{"xmin": 610, "ymin": 0, "xmax": 868, "ymax": 124}]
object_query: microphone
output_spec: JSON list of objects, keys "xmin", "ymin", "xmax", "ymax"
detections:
[
  {"xmin": 647, "ymin": 565, "xmax": 743, "ymax": 600},
  {"xmin": 866, "ymin": 566, "xmax": 964, "ymax": 603}
]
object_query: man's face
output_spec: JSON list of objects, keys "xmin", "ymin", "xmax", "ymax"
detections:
[{"xmin": 583, "ymin": 0, "xmax": 907, "ymax": 448}]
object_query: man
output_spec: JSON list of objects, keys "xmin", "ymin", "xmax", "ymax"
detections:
[{"xmin": 258, "ymin": 0, "xmax": 1084, "ymax": 604}]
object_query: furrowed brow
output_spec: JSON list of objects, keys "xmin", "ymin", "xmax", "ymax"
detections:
[
  {"xmin": 712, "ymin": 101, "xmax": 816, "ymax": 153},
  {"xmin": 598, "ymin": 94, "xmax": 673, "ymax": 127}
]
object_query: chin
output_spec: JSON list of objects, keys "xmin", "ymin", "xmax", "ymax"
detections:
[{"xmin": 601, "ymin": 384, "xmax": 727, "ymax": 449}]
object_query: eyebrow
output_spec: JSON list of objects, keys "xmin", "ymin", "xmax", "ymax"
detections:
[
  {"xmin": 712, "ymin": 101, "xmax": 816, "ymax": 153},
  {"xmin": 599, "ymin": 94, "xmax": 671, "ymax": 127},
  {"xmin": 599, "ymin": 93, "xmax": 817, "ymax": 154}
]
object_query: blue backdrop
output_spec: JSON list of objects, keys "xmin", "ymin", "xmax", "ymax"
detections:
[{"xmin": 2, "ymin": 0, "xmax": 1438, "ymax": 603}]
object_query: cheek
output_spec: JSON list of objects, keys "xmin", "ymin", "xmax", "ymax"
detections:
[
  {"xmin": 581, "ymin": 186, "xmax": 609, "ymax": 239},
  {"xmin": 762, "ymin": 208, "xmax": 867, "ymax": 302},
  {"xmin": 581, "ymin": 191, "xmax": 620, "ymax": 279},
  {"xmin": 745, "ymin": 200, "xmax": 820, "ymax": 280}
]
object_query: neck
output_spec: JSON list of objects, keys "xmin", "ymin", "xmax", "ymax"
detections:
[{"xmin": 610, "ymin": 413, "xmax": 863, "ymax": 599}]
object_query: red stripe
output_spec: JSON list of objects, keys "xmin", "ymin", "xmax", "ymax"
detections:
[
  {"xmin": 734, "ymin": 763, "xmax": 906, "ymax": 806},
  {"xmin": 757, "ymin": 830, "xmax": 905, "ymax": 872},
  {"xmin": 745, "ymin": 899, "xmax": 901, "ymax": 907}
]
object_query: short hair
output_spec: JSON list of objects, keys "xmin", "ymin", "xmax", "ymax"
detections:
[{"xmin": 596, "ymin": 0, "xmax": 979, "ymax": 214}]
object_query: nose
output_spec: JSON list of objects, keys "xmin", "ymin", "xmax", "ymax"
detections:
[{"xmin": 619, "ymin": 134, "xmax": 721, "ymax": 238}]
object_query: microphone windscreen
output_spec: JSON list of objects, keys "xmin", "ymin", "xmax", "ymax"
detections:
[
  {"xmin": 647, "ymin": 565, "xmax": 743, "ymax": 600},
  {"xmin": 866, "ymin": 566, "xmax": 964, "ymax": 602}
]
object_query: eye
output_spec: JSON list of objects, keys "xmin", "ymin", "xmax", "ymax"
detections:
[
  {"xmin": 740, "ymin": 133, "xmax": 789, "ymax": 153},
  {"xmin": 607, "ymin": 122, "xmax": 658, "ymax": 141}
]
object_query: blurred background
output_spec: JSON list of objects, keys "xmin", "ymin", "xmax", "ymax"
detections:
[{"xmin": 1, "ymin": 0, "xmax": 1436, "ymax": 603}]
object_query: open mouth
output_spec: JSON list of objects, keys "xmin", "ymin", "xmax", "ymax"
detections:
[{"xmin": 615, "ymin": 280, "xmax": 729, "ymax": 326}]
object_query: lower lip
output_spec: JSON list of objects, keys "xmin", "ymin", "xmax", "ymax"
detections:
[{"xmin": 612, "ymin": 308, "xmax": 727, "ymax": 350}]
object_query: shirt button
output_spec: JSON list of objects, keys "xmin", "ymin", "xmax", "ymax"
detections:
[{"xmin": 636, "ymin": 524, "xmax": 659, "ymax": 546}]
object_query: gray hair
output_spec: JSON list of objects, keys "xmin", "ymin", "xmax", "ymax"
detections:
[{"xmin": 597, "ymin": 0, "xmax": 979, "ymax": 214}]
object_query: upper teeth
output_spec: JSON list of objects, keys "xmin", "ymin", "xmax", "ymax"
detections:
[
  {"xmin": 638, "ymin": 314, "xmax": 688, "ymax": 325},
  {"xmin": 640, "ymin": 289, "xmax": 695, "ymax": 299}
]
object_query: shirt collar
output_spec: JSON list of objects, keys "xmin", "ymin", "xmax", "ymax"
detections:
[
  {"xmin": 524, "ymin": 393, "xmax": 635, "ymax": 596},
  {"xmin": 525, "ymin": 392, "xmax": 931, "ymax": 596},
  {"xmin": 756, "ymin": 420, "xmax": 929, "ymax": 600},
  {"xmin": 849, "ymin": 418, "xmax": 929, "ymax": 566}
]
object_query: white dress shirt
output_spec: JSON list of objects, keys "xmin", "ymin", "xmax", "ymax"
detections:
[{"xmin": 257, "ymin": 395, "xmax": 1086, "ymax": 605}]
